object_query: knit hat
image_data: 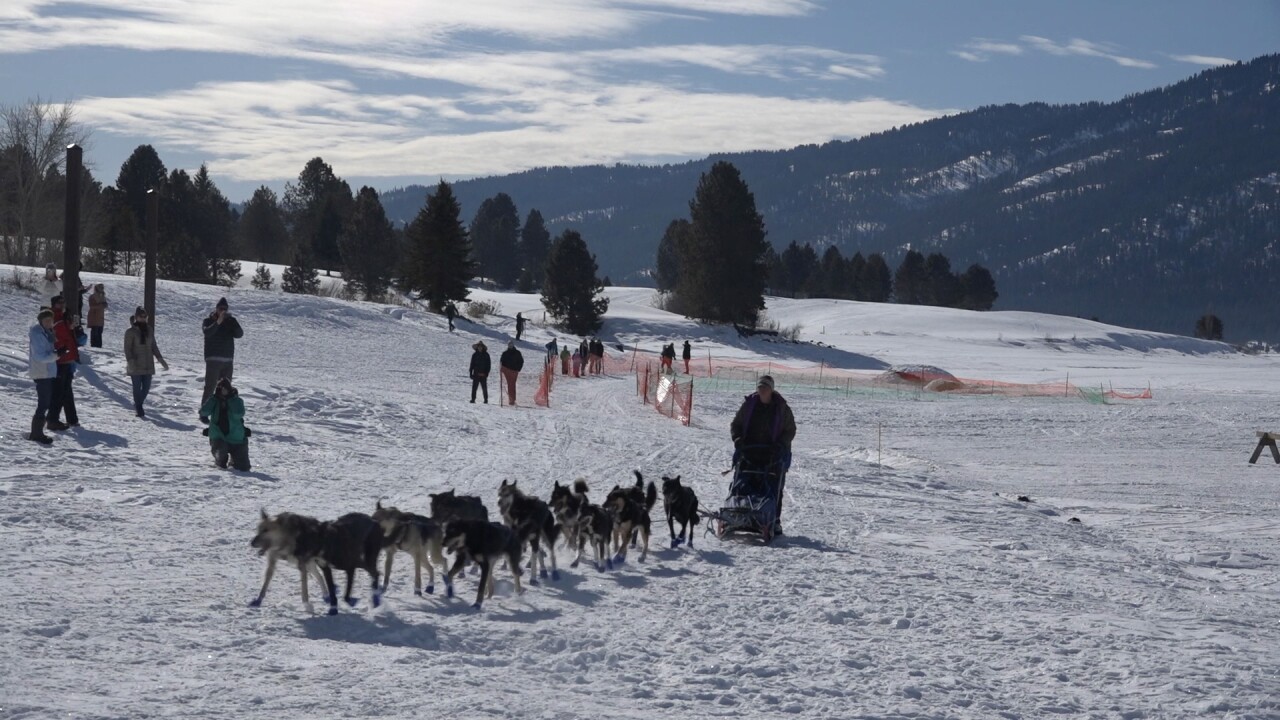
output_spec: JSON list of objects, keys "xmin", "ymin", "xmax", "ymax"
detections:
[
  {"xmin": 135, "ymin": 306, "xmax": 148, "ymax": 318},
  {"xmin": 37, "ymin": 308, "xmax": 54, "ymax": 322},
  {"xmin": 473, "ymin": 341, "xmax": 486, "ymax": 351},
  {"xmin": 757, "ymin": 375, "xmax": 775, "ymax": 390},
  {"xmin": 216, "ymin": 297, "xmax": 229, "ymax": 310},
  {"xmin": 50, "ymin": 294, "xmax": 64, "ymax": 307}
]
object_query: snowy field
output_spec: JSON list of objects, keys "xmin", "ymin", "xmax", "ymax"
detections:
[{"xmin": 2, "ymin": 266, "xmax": 1279, "ymax": 719}]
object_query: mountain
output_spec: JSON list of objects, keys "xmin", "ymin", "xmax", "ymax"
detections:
[{"xmin": 380, "ymin": 54, "xmax": 1280, "ymax": 341}]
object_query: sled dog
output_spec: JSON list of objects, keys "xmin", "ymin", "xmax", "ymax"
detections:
[
  {"xmin": 606, "ymin": 471, "xmax": 657, "ymax": 563},
  {"xmin": 550, "ymin": 479, "xmax": 590, "ymax": 551},
  {"xmin": 573, "ymin": 501, "xmax": 615, "ymax": 572},
  {"xmin": 249, "ymin": 510, "xmax": 330, "ymax": 608},
  {"xmin": 497, "ymin": 480, "xmax": 561, "ymax": 582},
  {"xmin": 373, "ymin": 501, "xmax": 445, "ymax": 596},
  {"xmin": 429, "ymin": 489, "xmax": 489, "ymax": 522},
  {"xmin": 661, "ymin": 475, "xmax": 700, "ymax": 548},
  {"xmin": 441, "ymin": 520, "xmax": 523, "ymax": 609}
]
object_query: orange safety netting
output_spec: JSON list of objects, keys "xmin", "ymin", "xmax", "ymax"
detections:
[{"xmin": 635, "ymin": 362, "xmax": 693, "ymax": 425}]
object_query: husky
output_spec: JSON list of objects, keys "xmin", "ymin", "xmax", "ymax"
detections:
[
  {"xmin": 606, "ymin": 471, "xmax": 657, "ymax": 564},
  {"xmin": 550, "ymin": 479, "xmax": 590, "ymax": 551},
  {"xmin": 249, "ymin": 510, "xmax": 330, "ymax": 608},
  {"xmin": 429, "ymin": 489, "xmax": 489, "ymax": 523},
  {"xmin": 372, "ymin": 501, "xmax": 445, "ymax": 596},
  {"xmin": 572, "ymin": 502, "xmax": 615, "ymax": 572},
  {"xmin": 314, "ymin": 512, "xmax": 385, "ymax": 616},
  {"xmin": 661, "ymin": 475, "xmax": 700, "ymax": 548},
  {"xmin": 441, "ymin": 520, "xmax": 523, "ymax": 609},
  {"xmin": 497, "ymin": 480, "xmax": 561, "ymax": 583}
]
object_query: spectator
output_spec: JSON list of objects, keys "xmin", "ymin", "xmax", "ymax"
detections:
[
  {"xmin": 515, "ymin": 312, "xmax": 526, "ymax": 340},
  {"xmin": 682, "ymin": 340, "xmax": 692, "ymax": 374},
  {"xmin": 43, "ymin": 263, "xmax": 58, "ymax": 283},
  {"xmin": 200, "ymin": 377, "xmax": 251, "ymax": 471},
  {"xmin": 572, "ymin": 348, "xmax": 582, "ymax": 378},
  {"xmin": 46, "ymin": 304, "xmax": 80, "ymax": 431},
  {"xmin": 660, "ymin": 342, "xmax": 676, "ymax": 372},
  {"xmin": 27, "ymin": 308, "xmax": 58, "ymax": 444},
  {"xmin": 201, "ymin": 297, "xmax": 243, "ymax": 412},
  {"xmin": 124, "ymin": 306, "xmax": 168, "ymax": 418},
  {"xmin": 86, "ymin": 284, "xmax": 108, "ymax": 348},
  {"xmin": 445, "ymin": 302, "xmax": 458, "ymax": 332},
  {"xmin": 544, "ymin": 338, "xmax": 558, "ymax": 365},
  {"xmin": 500, "ymin": 340, "xmax": 524, "ymax": 405},
  {"xmin": 559, "ymin": 346, "xmax": 571, "ymax": 375},
  {"xmin": 469, "ymin": 341, "xmax": 491, "ymax": 404},
  {"xmin": 590, "ymin": 338, "xmax": 604, "ymax": 374}
]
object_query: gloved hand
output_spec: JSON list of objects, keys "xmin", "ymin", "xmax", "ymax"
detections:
[
  {"xmin": 161, "ymin": 361, "xmax": 169, "ymax": 371},
  {"xmin": 201, "ymin": 428, "xmax": 209, "ymax": 437},
  {"xmin": 56, "ymin": 346, "xmax": 69, "ymax": 356},
  {"xmin": 244, "ymin": 428, "xmax": 252, "ymax": 438}
]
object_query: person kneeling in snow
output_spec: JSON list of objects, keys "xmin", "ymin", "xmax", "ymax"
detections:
[{"xmin": 200, "ymin": 377, "xmax": 251, "ymax": 471}]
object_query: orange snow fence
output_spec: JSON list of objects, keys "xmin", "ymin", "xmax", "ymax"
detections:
[
  {"xmin": 635, "ymin": 362, "xmax": 693, "ymax": 425},
  {"xmin": 534, "ymin": 359, "xmax": 554, "ymax": 407}
]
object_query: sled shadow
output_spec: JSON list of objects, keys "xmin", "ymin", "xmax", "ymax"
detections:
[
  {"xmin": 647, "ymin": 566, "xmax": 697, "ymax": 579},
  {"xmin": 298, "ymin": 611, "xmax": 439, "ymax": 650},
  {"xmin": 612, "ymin": 573, "xmax": 648, "ymax": 590},
  {"xmin": 696, "ymin": 549, "xmax": 735, "ymax": 566},
  {"xmin": 773, "ymin": 535, "xmax": 848, "ymax": 554},
  {"xmin": 485, "ymin": 606, "xmax": 562, "ymax": 624},
  {"xmin": 66, "ymin": 427, "xmax": 129, "ymax": 449}
]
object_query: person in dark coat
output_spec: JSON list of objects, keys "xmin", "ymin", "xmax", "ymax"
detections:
[
  {"xmin": 469, "ymin": 341, "xmax": 491, "ymax": 404},
  {"xmin": 729, "ymin": 375, "xmax": 797, "ymax": 531},
  {"xmin": 201, "ymin": 297, "xmax": 243, "ymax": 411},
  {"xmin": 445, "ymin": 302, "xmax": 458, "ymax": 331},
  {"xmin": 660, "ymin": 342, "xmax": 676, "ymax": 372},
  {"xmin": 589, "ymin": 338, "xmax": 604, "ymax": 374},
  {"xmin": 500, "ymin": 341, "xmax": 524, "ymax": 405},
  {"xmin": 544, "ymin": 338, "xmax": 558, "ymax": 365},
  {"xmin": 200, "ymin": 377, "xmax": 250, "ymax": 471},
  {"xmin": 515, "ymin": 312, "xmax": 526, "ymax": 340},
  {"xmin": 46, "ymin": 299, "xmax": 81, "ymax": 430},
  {"xmin": 682, "ymin": 340, "xmax": 692, "ymax": 374}
]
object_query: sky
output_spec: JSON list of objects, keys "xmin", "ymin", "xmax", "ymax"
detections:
[{"xmin": 1, "ymin": 0, "xmax": 1277, "ymax": 201}]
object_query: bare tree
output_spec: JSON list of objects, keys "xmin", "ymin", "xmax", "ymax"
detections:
[{"xmin": 0, "ymin": 98, "xmax": 90, "ymax": 264}]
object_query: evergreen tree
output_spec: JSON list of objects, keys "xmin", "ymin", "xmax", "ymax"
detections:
[
  {"xmin": 542, "ymin": 229, "xmax": 609, "ymax": 335},
  {"xmin": 847, "ymin": 251, "xmax": 867, "ymax": 301},
  {"xmin": 958, "ymin": 264, "xmax": 998, "ymax": 310},
  {"xmin": 282, "ymin": 249, "xmax": 320, "ymax": 295},
  {"xmin": 923, "ymin": 252, "xmax": 960, "ymax": 307},
  {"xmin": 339, "ymin": 186, "xmax": 398, "ymax": 301},
  {"xmin": 861, "ymin": 253, "xmax": 892, "ymax": 302},
  {"xmin": 283, "ymin": 157, "xmax": 351, "ymax": 276},
  {"xmin": 470, "ymin": 193, "xmax": 521, "ymax": 288},
  {"xmin": 519, "ymin": 209, "xmax": 551, "ymax": 289},
  {"xmin": 191, "ymin": 164, "xmax": 240, "ymax": 286},
  {"xmin": 678, "ymin": 161, "xmax": 769, "ymax": 324},
  {"xmin": 655, "ymin": 219, "xmax": 689, "ymax": 292},
  {"xmin": 156, "ymin": 169, "xmax": 207, "ymax": 282},
  {"xmin": 91, "ymin": 187, "xmax": 133, "ymax": 274},
  {"xmin": 778, "ymin": 241, "xmax": 818, "ymax": 297},
  {"xmin": 404, "ymin": 180, "xmax": 475, "ymax": 312},
  {"xmin": 894, "ymin": 250, "xmax": 927, "ymax": 304},
  {"xmin": 1194, "ymin": 313, "xmax": 1224, "ymax": 340},
  {"xmin": 762, "ymin": 245, "xmax": 782, "ymax": 292},
  {"xmin": 813, "ymin": 246, "xmax": 848, "ymax": 298},
  {"xmin": 238, "ymin": 185, "xmax": 290, "ymax": 264},
  {"xmin": 115, "ymin": 144, "xmax": 167, "ymax": 239},
  {"xmin": 251, "ymin": 264, "xmax": 274, "ymax": 290}
]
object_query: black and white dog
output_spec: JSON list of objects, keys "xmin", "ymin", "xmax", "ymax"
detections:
[
  {"xmin": 573, "ymin": 502, "xmax": 615, "ymax": 572},
  {"xmin": 497, "ymin": 480, "xmax": 561, "ymax": 583},
  {"xmin": 441, "ymin": 520, "xmax": 524, "ymax": 609},
  {"xmin": 661, "ymin": 475, "xmax": 700, "ymax": 548},
  {"xmin": 550, "ymin": 479, "xmax": 590, "ymax": 552},
  {"xmin": 429, "ymin": 489, "xmax": 489, "ymax": 523},
  {"xmin": 605, "ymin": 471, "xmax": 657, "ymax": 564},
  {"xmin": 251, "ymin": 510, "xmax": 384, "ymax": 615},
  {"xmin": 372, "ymin": 501, "xmax": 445, "ymax": 596}
]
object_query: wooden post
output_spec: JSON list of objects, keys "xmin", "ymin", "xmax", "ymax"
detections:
[
  {"xmin": 818, "ymin": 361, "xmax": 824, "ymax": 389},
  {"xmin": 706, "ymin": 349, "xmax": 712, "ymax": 378},
  {"xmin": 62, "ymin": 144, "xmax": 82, "ymax": 320},
  {"xmin": 145, "ymin": 189, "xmax": 159, "ymax": 328},
  {"xmin": 1064, "ymin": 373, "xmax": 1070, "ymax": 398},
  {"xmin": 877, "ymin": 422, "xmax": 882, "ymax": 468}
]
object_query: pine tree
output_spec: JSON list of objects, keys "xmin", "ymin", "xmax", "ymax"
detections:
[
  {"xmin": 251, "ymin": 264, "xmax": 274, "ymax": 290},
  {"xmin": 655, "ymin": 219, "xmax": 689, "ymax": 292},
  {"xmin": 678, "ymin": 161, "xmax": 769, "ymax": 325},
  {"xmin": 283, "ymin": 157, "xmax": 352, "ymax": 276},
  {"xmin": 470, "ymin": 193, "xmax": 521, "ymax": 288},
  {"xmin": 542, "ymin": 229, "xmax": 609, "ymax": 335},
  {"xmin": 404, "ymin": 180, "xmax": 475, "ymax": 312},
  {"xmin": 847, "ymin": 251, "xmax": 867, "ymax": 300},
  {"xmin": 282, "ymin": 250, "xmax": 320, "ymax": 295},
  {"xmin": 519, "ymin": 209, "xmax": 551, "ymax": 289},
  {"xmin": 778, "ymin": 241, "xmax": 818, "ymax": 297},
  {"xmin": 238, "ymin": 186, "xmax": 290, "ymax": 264},
  {"xmin": 191, "ymin": 164, "xmax": 241, "ymax": 286},
  {"xmin": 958, "ymin": 264, "xmax": 998, "ymax": 310},
  {"xmin": 923, "ymin": 252, "xmax": 960, "ymax": 307},
  {"xmin": 861, "ymin": 253, "xmax": 892, "ymax": 302},
  {"xmin": 339, "ymin": 186, "xmax": 398, "ymax": 301},
  {"xmin": 1194, "ymin": 313, "xmax": 1224, "ymax": 340},
  {"xmin": 894, "ymin": 250, "xmax": 927, "ymax": 304},
  {"xmin": 156, "ymin": 169, "xmax": 208, "ymax": 282}
]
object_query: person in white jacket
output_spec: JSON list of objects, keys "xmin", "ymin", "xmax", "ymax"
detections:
[{"xmin": 28, "ymin": 308, "xmax": 59, "ymax": 444}]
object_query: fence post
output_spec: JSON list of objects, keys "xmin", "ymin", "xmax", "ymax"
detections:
[
  {"xmin": 706, "ymin": 349, "xmax": 712, "ymax": 378},
  {"xmin": 630, "ymin": 345, "xmax": 638, "ymax": 373},
  {"xmin": 818, "ymin": 361, "xmax": 824, "ymax": 390},
  {"xmin": 1064, "ymin": 372, "xmax": 1070, "ymax": 397}
]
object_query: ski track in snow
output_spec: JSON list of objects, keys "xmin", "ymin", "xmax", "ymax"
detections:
[{"xmin": 2, "ymin": 271, "xmax": 1279, "ymax": 719}]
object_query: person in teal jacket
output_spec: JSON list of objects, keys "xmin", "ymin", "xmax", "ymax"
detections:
[{"xmin": 199, "ymin": 377, "xmax": 250, "ymax": 471}]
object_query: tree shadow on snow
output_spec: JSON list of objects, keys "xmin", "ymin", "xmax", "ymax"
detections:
[{"xmin": 298, "ymin": 611, "xmax": 439, "ymax": 650}]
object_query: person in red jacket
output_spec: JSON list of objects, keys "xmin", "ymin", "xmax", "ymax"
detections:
[{"xmin": 46, "ymin": 296, "xmax": 81, "ymax": 430}]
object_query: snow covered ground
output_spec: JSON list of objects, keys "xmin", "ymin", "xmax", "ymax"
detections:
[{"xmin": 2, "ymin": 267, "xmax": 1279, "ymax": 719}]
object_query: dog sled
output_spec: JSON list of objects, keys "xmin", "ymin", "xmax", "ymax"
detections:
[{"xmin": 704, "ymin": 445, "xmax": 786, "ymax": 544}]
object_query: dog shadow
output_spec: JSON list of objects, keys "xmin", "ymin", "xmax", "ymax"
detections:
[
  {"xmin": 696, "ymin": 549, "xmax": 735, "ymax": 566},
  {"xmin": 543, "ymin": 571, "xmax": 605, "ymax": 607},
  {"xmin": 612, "ymin": 573, "xmax": 648, "ymax": 590},
  {"xmin": 647, "ymin": 566, "xmax": 696, "ymax": 579},
  {"xmin": 298, "ymin": 611, "xmax": 439, "ymax": 650},
  {"xmin": 485, "ymin": 606, "xmax": 562, "ymax": 624}
]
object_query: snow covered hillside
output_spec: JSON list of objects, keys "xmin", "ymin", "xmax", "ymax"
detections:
[{"xmin": 2, "ymin": 269, "xmax": 1278, "ymax": 718}]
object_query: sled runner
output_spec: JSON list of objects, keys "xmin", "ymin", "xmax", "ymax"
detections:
[{"xmin": 704, "ymin": 445, "xmax": 785, "ymax": 544}]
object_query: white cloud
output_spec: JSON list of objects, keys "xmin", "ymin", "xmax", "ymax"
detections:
[
  {"xmin": 77, "ymin": 79, "xmax": 946, "ymax": 181},
  {"xmin": 1020, "ymin": 36, "xmax": 1157, "ymax": 69},
  {"xmin": 951, "ymin": 38, "xmax": 1024, "ymax": 63},
  {"xmin": 1169, "ymin": 53, "xmax": 1236, "ymax": 67}
]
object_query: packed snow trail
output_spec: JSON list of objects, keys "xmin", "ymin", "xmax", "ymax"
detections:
[{"xmin": 2, "ymin": 272, "xmax": 1278, "ymax": 719}]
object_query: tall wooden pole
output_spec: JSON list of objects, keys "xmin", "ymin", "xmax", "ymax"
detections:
[
  {"xmin": 145, "ymin": 189, "xmax": 158, "ymax": 328},
  {"xmin": 62, "ymin": 144, "xmax": 82, "ymax": 319}
]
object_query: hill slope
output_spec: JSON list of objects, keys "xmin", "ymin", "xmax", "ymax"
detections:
[{"xmin": 382, "ymin": 54, "xmax": 1280, "ymax": 341}]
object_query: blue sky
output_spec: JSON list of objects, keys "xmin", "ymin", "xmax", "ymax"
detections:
[{"xmin": 1, "ymin": 0, "xmax": 1276, "ymax": 201}]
